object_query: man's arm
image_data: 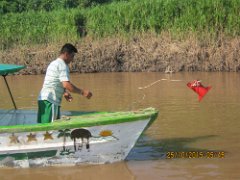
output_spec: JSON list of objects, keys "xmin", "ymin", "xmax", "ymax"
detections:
[{"xmin": 62, "ymin": 81, "xmax": 92, "ymax": 99}]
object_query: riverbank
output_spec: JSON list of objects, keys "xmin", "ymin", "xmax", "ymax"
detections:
[
  {"xmin": 1, "ymin": 0, "xmax": 240, "ymax": 74},
  {"xmin": 1, "ymin": 32, "xmax": 240, "ymax": 74}
]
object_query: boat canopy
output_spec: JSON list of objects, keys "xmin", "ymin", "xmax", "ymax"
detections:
[
  {"xmin": 0, "ymin": 64, "xmax": 25, "ymax": 76},
  {"xmin": 0, "ymin": 64, "xmax": 25, "ymax": 109}
]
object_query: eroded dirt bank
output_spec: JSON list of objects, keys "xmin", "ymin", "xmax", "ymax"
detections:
[{"xmin": 1, "ymin": 34, "xmax": 240, "ymax": 74}]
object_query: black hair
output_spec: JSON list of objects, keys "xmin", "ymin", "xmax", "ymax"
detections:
[{"xmin": 60, "ymin": 43, "xmax": 78, "ymax": 54}]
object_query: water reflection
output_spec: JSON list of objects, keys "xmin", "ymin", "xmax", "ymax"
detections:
[
  {"xmin": 0, "ymin": 162, "xmax": 134, "ymax": 180},
  {"xmin": 1, "ymin": 72, "xmax": 240, "ymax": 179},
  {"xmin": 127, "ymin": 134, "xmax": 224, "ymax": 161}
]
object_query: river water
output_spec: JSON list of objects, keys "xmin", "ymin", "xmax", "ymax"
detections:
[{"xmin": 0, "ymin": 72, "xmax": 239, "ymax": 179}]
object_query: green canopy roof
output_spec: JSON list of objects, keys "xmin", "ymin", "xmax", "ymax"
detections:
[{"xmin": 0, "ymin": 64, "xmax": 25, "ymax": 76}]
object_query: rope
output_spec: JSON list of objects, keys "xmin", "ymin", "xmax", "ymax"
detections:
[
  {"xmin": 138, "ymin": 78, "xmax": 183, "ymax": 90},
  {"xmin": 128, "ymin": 78, "xmax": 183, "ymax": 110}
]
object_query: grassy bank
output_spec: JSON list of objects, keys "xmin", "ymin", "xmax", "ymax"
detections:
[{"xmin": 1, "ymin": 0, "xmax": 240, "ymax": 49}]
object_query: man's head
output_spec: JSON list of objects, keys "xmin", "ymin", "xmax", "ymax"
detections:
[{"xmin": 60, "ymin": 43, "xmax": 78, "ymax": 64}]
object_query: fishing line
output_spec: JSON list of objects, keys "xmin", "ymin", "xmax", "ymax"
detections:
[
  {"xmin": 128, "ymin": 78, "xmax": 183, "ymax": 110},
  {"xmin": 138, "ymin": 78, "xmax": 183, "ymax": 90}
]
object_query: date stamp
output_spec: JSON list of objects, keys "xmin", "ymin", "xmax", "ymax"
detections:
[{"xmin": 166, "ymin": 151, "xmax": 225, "ymax": 159}]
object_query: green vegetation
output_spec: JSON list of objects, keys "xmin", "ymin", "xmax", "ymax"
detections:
[
  {"xmin": 0, "ymin": 0, "xmax": 240, "ymax": 49},
  {"xmin": 0, "ymin": 0, "xmax": 125, "ymax": 14}
]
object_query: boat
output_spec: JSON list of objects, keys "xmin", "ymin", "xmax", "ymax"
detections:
[{"xmin": 0, "ymin": 64, "xmax": 158, "ymax": 168}]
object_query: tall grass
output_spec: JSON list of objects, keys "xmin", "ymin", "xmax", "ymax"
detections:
[
  {"xmin": 0, "ymin": 9, "xmax": 80, "ymax": 49},
  {"xmin": 86, "ymin": 0, "xmax": 240, "ymax": 37},
  {"xmin": 1, "ymin": 0, "xmax": 240, "ymax": 49}
]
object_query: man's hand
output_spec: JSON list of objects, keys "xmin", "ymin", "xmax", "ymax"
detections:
[
  {"xmin": 64, "ymin": 92, "xmax": 73, "ymax": 102},
  {"xmin": 62, "ymin": 81, "xmax": 92, "ymax": 99},
  {"xmin": 82, "ymin": 90, "xmax": 93, "ymax": 99}
]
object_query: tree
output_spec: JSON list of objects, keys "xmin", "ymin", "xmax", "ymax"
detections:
[{"xmin": 57, "ymin": 129, "xmax": 71, "ymax": 151}]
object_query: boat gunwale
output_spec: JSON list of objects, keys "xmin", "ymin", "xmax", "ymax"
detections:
[{"xmin": 0, "ymin": 108, "xmax": 158, "ymax": 133}]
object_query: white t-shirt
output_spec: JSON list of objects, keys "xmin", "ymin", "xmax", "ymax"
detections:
[{"xmin": 38, "ymin": 58, "xmax": 70, "ymax": 106}]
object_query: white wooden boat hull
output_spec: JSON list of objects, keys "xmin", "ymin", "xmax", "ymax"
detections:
[{"xmin": 0, "ymin": 117, "xmax": 152, "ymax": 168}]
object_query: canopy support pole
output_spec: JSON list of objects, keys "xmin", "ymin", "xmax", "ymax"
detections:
[{"xmin": 2, "ymin": 75, "xmax": 17, "ymax": 110}]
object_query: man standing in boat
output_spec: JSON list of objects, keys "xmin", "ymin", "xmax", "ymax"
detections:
[{"xmin": 37, "ymin": 43, "xmax": 92, "ymax": 123}]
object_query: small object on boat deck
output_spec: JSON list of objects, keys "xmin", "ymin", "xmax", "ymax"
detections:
[{"xmin": 61, "ymin": 115, "xmax": 71, "ymax": 121}]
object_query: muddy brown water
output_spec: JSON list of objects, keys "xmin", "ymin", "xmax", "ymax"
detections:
[{"xmin": 0, "ymin": 72, "xmax": 239, "ymax": 179}]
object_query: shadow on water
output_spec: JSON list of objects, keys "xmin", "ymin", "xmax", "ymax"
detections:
[{"xmin": 126, "ymin": 135, "xmax": 222, "ymax": 161}]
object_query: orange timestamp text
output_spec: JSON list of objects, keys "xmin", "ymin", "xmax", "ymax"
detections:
[{"xmin": 166, "ymin": 151, "xmax": 225, "ymax": 159}]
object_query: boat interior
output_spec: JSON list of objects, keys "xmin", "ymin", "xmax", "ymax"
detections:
[
  {"xmin": 0, "ymin": 109, "xmax": 101, "ymax": 126},
  {"xmin": 0, "ymin": 110, "xmax": 74, "ymax": 126},
  {"xmin": 0, "ymin": 64, "xmax": 73, "ymax": 126},
  {"xmin": 0, "ymin": 110, "xmax": 39, "ymax": 126}
]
